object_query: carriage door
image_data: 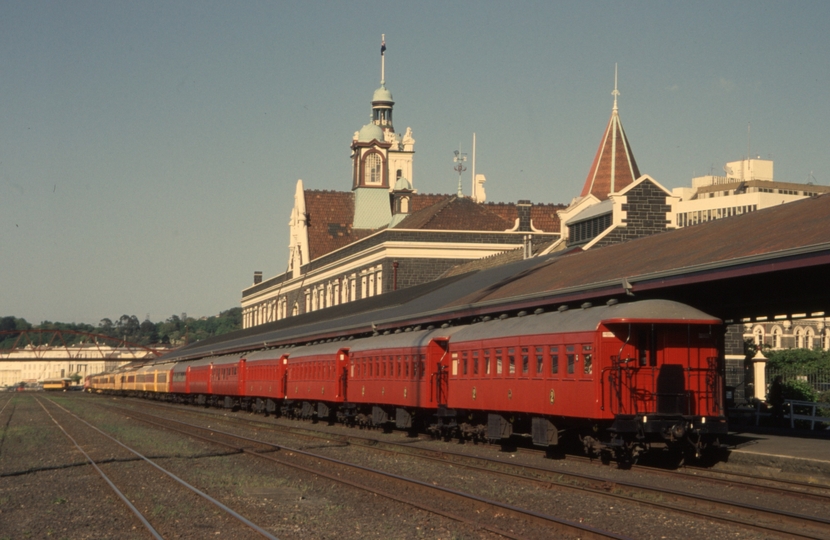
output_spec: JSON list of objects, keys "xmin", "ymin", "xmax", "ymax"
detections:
[
  {"xmin": 428, "ymin": 338, "xmax": 450, "ymax": 405},
  {"xmin": 337, "ymin": 348, "xmax": 350, "ymax": 400}
]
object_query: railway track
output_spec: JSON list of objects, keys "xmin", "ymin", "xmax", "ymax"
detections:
[
  {"xmin": 37, "ymin": 397, "xmax": 278, "ymax": 539},
  {"xmin": 109, "ymin": 396, "xmax": 830, "ymax": 539},
  {"xmin": 114, "ymin": 404, "xmax": 629, "ymax": 540}
]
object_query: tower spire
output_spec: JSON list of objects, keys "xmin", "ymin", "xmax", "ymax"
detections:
[
  {"xmin": 380, "ymin": 34, "xmax": 386, "ymax": 85},
  {"xmin": 579, "ymin": 65, "xmax": 640, "ymax": 200}
]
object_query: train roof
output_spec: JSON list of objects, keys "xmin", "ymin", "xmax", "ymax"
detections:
[
  {"xmin": 171, "ymin": 353, "xmax": 242, "ymax": 372},
  {"xmin": 347, "ymin": 327, "xmax": 466, "ymax": 353},
  {"xmin": 450, "ymin": 299, "xmax": 720, "ymax": 343},
  {"xmin": 286, "ymin": 340, "xmax": 349, "ymax": 360},
  {"xmin": 243, "ymin": 348, "xmax": 293, "ymax": 362},
  {"xmin": 157, "ymin": 256, "xmax": 558, "ymax": 362}
]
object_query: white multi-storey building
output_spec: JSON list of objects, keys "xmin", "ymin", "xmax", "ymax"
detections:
[{"xmin": 672, "ymin": 158, "xmax": 829, "ymax": 228}]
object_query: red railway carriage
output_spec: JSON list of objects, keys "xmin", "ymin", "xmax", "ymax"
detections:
[
  {"xmin": 346, "ymin": 328, "xmax": 462, "ymax": 429},
  {"xmin": 211, "ymin": 354, "xmax": 246, "ymax": 404},
  {"xmin": 284, "ymin": 341, "xmax": 349, "ymax": 420},
  {"xmin": 243, "ymin": 348, "xmax": 291, "ymax": 414},
  {"xmin": 446, "ymin": 300, "xmax": 726, "ymax": 461},
  {"xmin": 184, "ymin": 354, "xmax": 243, "ymax": 406}
]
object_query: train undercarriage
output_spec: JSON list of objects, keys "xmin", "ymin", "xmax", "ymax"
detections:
[{"xmin": 102, "ymin": 389, "xmax": 727, "ymax": 467}]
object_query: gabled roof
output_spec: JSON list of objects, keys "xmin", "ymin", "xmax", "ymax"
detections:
[
  {"xmin": 580, "ymin": 105, "xmax": 640, "ymax": 201},
  {"xmin": 394, "ymin": 196, "xmax": 514, "ymax": 231}
]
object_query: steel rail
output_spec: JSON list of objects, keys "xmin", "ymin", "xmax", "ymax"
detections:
[
  {"xmin": 565, "ymin": 452, "xmax": 830, "ymax": 503},
  {"xmin": 123, "ymin": 399, "xmax": 830, "ymax": 540},
  {"xmin": 42, "ymin": 398, "xmax": 279, "ymax": 540},
  {"xmin": 34, "ymin": 398, "xmax": 164, "ymax": 540},
  {"xmin": 0, "ymin": 396, "xmax": 13, "ymax": 416},
  {"xmin": 120, "ymin": 407, "xmax": 630, "ymax": 540},
  {"xmin": 239, "ymin": 416, "xmax": 830, "ymax": 540}
]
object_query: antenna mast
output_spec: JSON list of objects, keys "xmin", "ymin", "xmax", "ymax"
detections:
[
  {"xmin": 453, "ymin": 148, "xmax": 467, "ymax": 197},
  {"xmin": 612, "ymin": 63, "xmax": 620, "ymax": 112}
]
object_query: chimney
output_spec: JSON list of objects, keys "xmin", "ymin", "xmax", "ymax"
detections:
[
  {"xmin": 253, "ymin": 271, "xmax": 262, "ymax": 285},
  {"xmin": 517, "ymin": 200, "xmax": 532, "ymax": 232}
]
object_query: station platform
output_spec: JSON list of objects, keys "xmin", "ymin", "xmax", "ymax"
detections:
[{"xmin": 717, "ymin": 428, "xmax": 830, "ymax": 480}]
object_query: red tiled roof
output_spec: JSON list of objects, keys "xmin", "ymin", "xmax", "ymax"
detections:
[
  {"xmin": 304, "ymin": 190, "xmax": 374, "ymax": 260},
  {"xmin": 395, "ymin": 196, "xmax": 514, "ymax": 231},
  {"xmin": 580, "ymin": 110, "xmax": 640, "ymax": 200},
  {"xmin": 305, "ymin": 190, "xmax": 562, "ymax": 260},
  {"xmin": 409, "ymin": 193, "xmax": 453, "ymax": 212},
  {"xmin": 486, "ymin": 202, "xmax": 565, "ymax": 232}
]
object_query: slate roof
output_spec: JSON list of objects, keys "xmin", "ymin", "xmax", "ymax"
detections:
[{"xmin": 448, "ymin": 193, "xmax": 830, "ymax": 307}]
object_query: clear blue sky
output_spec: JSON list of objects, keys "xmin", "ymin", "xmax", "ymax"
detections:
[{"xmin": 2, "ymin": 1, "xmax": 828, "ymax": 325}]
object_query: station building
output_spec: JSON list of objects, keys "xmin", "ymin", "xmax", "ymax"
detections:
[{"xmin": 241, "ymin": 43, "xmax": 564, "ymax": 329}]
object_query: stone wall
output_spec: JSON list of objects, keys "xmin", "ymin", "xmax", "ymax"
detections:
[{"xmin": 592, "ymin": 180, "xmax": 673, "ymax": 248}]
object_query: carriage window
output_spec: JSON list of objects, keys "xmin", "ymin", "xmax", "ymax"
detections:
[
  {"xmin": 420, "ymin": 357, "xmax": 426, "ymax": 379},
  {"xmin": 473, "ymin": 351, "xmax": 479, "ymax": 375},
  {"xmin": 508, "ymin": 348, "xmax": 516, "ymax": 375},
  {"xmin": 484, "ymin": 350, "xmax": 491, "ymax": 375},
  {"xmin": 495, "ymin": 349, "xmax": 503, "ymax": 375},
  {"xmin": 405, "ymin": 356, "xmax": 410, "ymax": 378},
  {"xmin": 462, "ymin": 351, "xmax": 468, "ymax": 376},
  {"xmin": 638, "ymin": 327, "xmax": 657, "ymax": 367},
  {"xmin": 397, "ymin": 357, "xmax": 402, "ymax": 378},
  {"xmin": 521, "ymin": 347, "xmax": 529, "ymax": 375},
  {"xmin": 536, "ymin": 347, "xmax": 544, "ymax": 374},
  {"xmin": 566, "ymin": 345, "xmax": 576, "ymax": 375},
  {"xmin": 583, "ymin": 345, "xmax": 593, "ymax": 375}
]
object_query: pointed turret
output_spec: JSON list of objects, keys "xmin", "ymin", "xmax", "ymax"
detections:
[{"xmin": 580, "ymin": 65, "xmax": 640, "ymax": 200}]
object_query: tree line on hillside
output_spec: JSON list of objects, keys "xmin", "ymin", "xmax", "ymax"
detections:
[{"xmin": 0, "ymin": 308, "xmax": 242, "ymax": 349}]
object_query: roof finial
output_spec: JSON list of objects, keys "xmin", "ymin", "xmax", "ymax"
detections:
[
  {"xmin": 612, "ymin": 63, "xmax": 619, "ymax": 112},
  {"xmin": 380, "ymin": 34, "xmax": 386, "ymax": 85}
]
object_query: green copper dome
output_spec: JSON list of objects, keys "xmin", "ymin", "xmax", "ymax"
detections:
[
  {"xmin": 393, "ymin": 176, "xmax": 412, "ymax": 191},
  {"xmin": 372, "ymin": 84, "xmax": 393, "ymax": 103},
  {"xmin": 357, "ymin": 123, "xmax": 384, "ymax": 142}
]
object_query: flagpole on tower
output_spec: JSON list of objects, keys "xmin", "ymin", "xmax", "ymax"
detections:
[{"xmin": 380, "ymin": 34, "xmax": 386, "ymax": 85}]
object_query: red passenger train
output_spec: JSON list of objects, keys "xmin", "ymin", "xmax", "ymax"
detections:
[{"xmin": 88, "ymin": 299, "xmax": 728, "ymax": 464}]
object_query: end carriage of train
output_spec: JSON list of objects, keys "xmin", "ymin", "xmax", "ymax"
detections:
[
  {"xmin": 88, "ymin": 299, "xmax": 728, "ymax": 465},
  {"xmin": 41, "ymin": 378, "xmax": 72, "ymax": 391}
]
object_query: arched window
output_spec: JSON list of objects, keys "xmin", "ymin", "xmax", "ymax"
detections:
[
  {"xmin": 292, "ymin": 302, "xmax": 299, "ymax": 316},
  {"xmin": 771, "ymin": 326, "xmax": 782, "ymax": 349},
  {"xmin": 824, "ymin": 328, "xmax": 830, "ymax": 351},
  {"xmin": 364, "ymin": 153, "xmax": 383, "ymax": 185},
  {"xmin": 752, "ymin": 326, "xmax": 765, "ymax": 347},
  {"xmin": 795, "ymin": 327, "xmax": 804, "ymax": 349},
  {"xmin": 805, "ymin": 327, "xmax": 815, "ymax": 350}
]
